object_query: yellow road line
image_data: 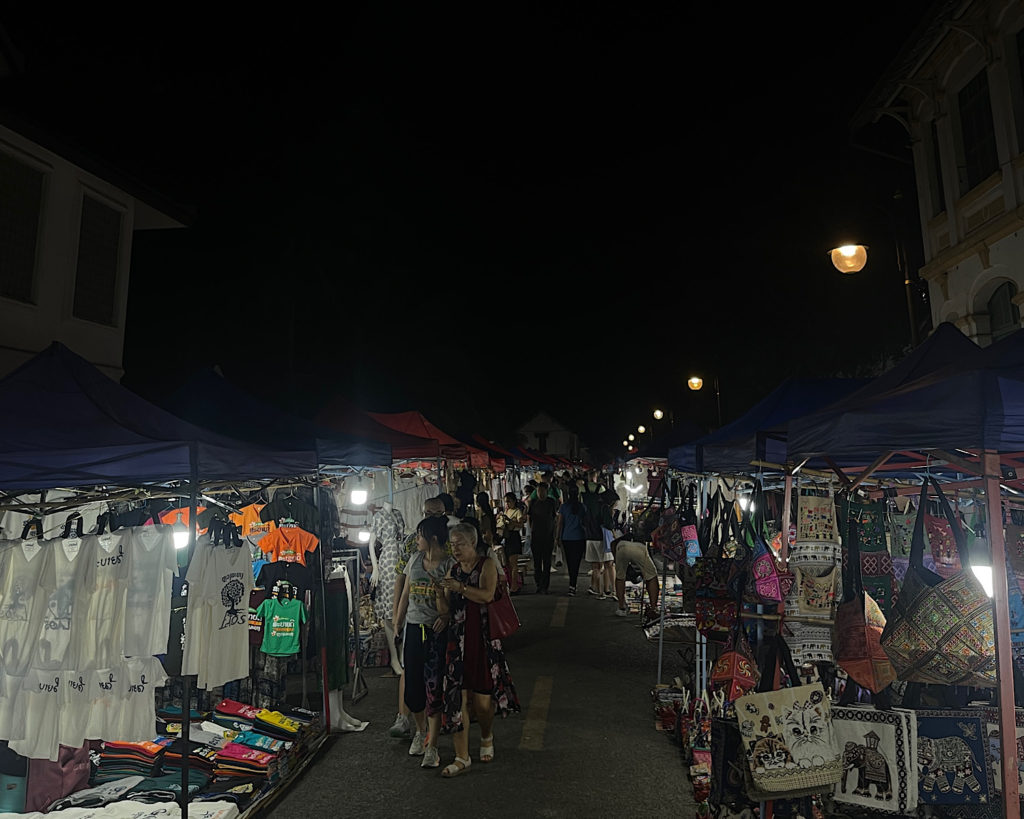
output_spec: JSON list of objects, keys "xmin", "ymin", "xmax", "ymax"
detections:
[
  {"xmin": 519, "ymin": 676, "xmax": 553, "ymax": 751},
  {"xmin": 550, "ymin": 598, "xmax": 568, "ymax": 628}
]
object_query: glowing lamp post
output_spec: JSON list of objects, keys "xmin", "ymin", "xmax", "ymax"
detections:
[
  {"xmin": 829, "ymin": 244, "xmax": 868, "ymax": 274},
  {"xmin": 688, "ymin": 374, "xmax": 722, "ymax": 427}
]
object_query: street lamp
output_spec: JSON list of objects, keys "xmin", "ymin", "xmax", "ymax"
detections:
[
  {"xmin": 828, "ymin": 238, "xmax": 918, "ymax": 347},
  {"xmin": 628, "ymin": 434, "xmax": 635, "ymax": 441},
  {"xmin": 688, "ymin": 374, "xmax": 722, "ymax": 427},
  {"xmin": 653, "ymin": 409, "xmax": 663, "ymax": 420},
  {"xmin": 637, "ymin": 425, "xmax": 646, "ymax": 434}
]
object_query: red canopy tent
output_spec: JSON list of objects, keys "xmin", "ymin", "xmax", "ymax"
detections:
[
  {"xmin": 315, "ymin": 397, "xmax": 440, "ymax": 461},
  {"xmin": 368, "ymin": 411, "xmax": 491, "ymax": 469}
]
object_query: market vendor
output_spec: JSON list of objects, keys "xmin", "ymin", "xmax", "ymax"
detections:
[{"xmin": 610, "ymin": 536, "xmax": 659, "ymax": 620}]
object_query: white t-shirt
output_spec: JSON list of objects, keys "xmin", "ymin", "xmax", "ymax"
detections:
[
  {"xmin": 110, "ymin": 656, "xmax": 167, "ymax": 741},
  {"xmin": 0, "ymin": 537, "xmax": 54, "ymax": 676},
  {"xmin": 34, "ymin": 535, "xmax": 87, "ymax": 670},
  {"xmin": 58, "ymin": 667, "xmax": 97, "ymax": 749},
  {"xmin": 123, "ymin": 526, "xmax": 177, "ymax": 657},
  {"xmin": 75, "ymin": 531, "xmax": 130, "ymax": 670},
  {"xmin": 9, "ymin": 668, "xmax": 62, "ymax": 761},
  {"xmin": 183, "ymin": 541, "xmax": 254, "ymax": 689},
  {"xmin": 82, "ymin": 665, "xmax": 122, "ymax": 742}
]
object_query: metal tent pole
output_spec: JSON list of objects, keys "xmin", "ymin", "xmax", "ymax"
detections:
[
  {"xmin": 984, "ymin": 451, "xmax": 1021, "ymax": 814},
  {"xmin": 181, "ymin": 444, "xmax": 199, "ymax": 819}
]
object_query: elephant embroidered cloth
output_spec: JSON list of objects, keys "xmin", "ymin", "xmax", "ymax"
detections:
[
  {"xmin": 734, "ymin": 682, "xmax": 841, "ymax": 796},
  {"xmin": 796, "ymin": 490, "xmax": 838, "ymax": 544},
  {"xmin": 831, "ymin": 705, "xmax": 918, "ymax": 814},
  {"xmin": 914, "ymin": 710, "xmax": 994, "ymax": 810},
  {"xmin": 982, "ymin": 706, "xmax": 1024, "ymax": 799}
]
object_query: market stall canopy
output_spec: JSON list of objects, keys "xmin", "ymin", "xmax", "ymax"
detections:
[
  {"xmin": 0, "ymin": 343, "xmax": 317, "ymax": 489},
  {"xmin": 470, "ymin": 434, "xmax": 518, "ymax": 464},
  {"xmin": 368, "ymin": 411, "xmax": 490, "ymax": 468},
  {"xmin": 315, "ymin": 396, "xmax": 440, "ymax": 460},
  {"xmin": 669, "ymin": 377, "xmax": 869, "ymax": 474},
  {"xmin": 787, "ymin": 325, "xmax": 1024, "ymax": 465},
  {"xmin": 163, "ymin": 368, "xmax": 392, "ymax": 468}
]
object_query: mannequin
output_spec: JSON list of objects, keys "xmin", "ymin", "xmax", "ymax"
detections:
[
  {"xmin": 326, "ymin": 561, "xmax": 368, "ymax": 732},
  {"xmin": 369, "ymin": 501, "xmax": 405, "ymax": 676}
]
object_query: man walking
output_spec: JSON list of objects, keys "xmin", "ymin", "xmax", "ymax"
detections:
[{"xmin": 527, "ymin": 482, "xmax": 559, "ymax": 594}]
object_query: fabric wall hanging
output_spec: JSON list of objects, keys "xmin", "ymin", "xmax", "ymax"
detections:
[
  {"xmin": 838, "ymin": 497, "xmax": 888, "ymax": 552},
  {"xmin": 735, "ymin": 636, "xmax": 842, "ymax": 797},
  {"xmin": 926, "ymin": 512, "xmax": 962, "ymax": 580},
  {"xmin": 831, "ymin": 705, "xmax": 918, "ymax": 815},
  {"xmin": 796, "ymin": 488, "xmax": 838, "ymax": 544},
  {"xmin": 914, "ymin": 709, "xmax": 994, "ymax": 812},
  {"xmin": 888, "ymin": 507, "xmax": 915, "ymax": 558},
  {"xmin": 983, "ymin": 706, "xmax": 1024, "ymax": 800},
  {"xmin": 834, "ymin": 510, "xmax": 896, "ymax": 694},
  {"xmin": 880, "ymin": 478, "xmax": 996, "ymax": 688}
]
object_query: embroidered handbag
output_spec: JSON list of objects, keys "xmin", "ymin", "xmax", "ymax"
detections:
[
  {"xmin": 832, "ymin": 705, "xmax": 918, "ymax": 814},
  {"xmin": 652, "ymin": 506, "xmax": 686, "ymax": 564},
  {"xmin": 488, "ymin": 579, "xmax": 520, "ymax": 639},
  {"xmin": 695, "ymin": 597, "xmax": 738, "ymax": 636},
  {"xmin": 834, "ymin": 504, "xmax": 896, "ymax": 694},
  {"xmin": 796, "ymin": 487, "xmax": 839, "ymax": 544},
  {"xmin": 914, "ymin": 710, "xmax": 994, "ymax": 808},
  {"xmin": 838, "ymin": 497, "xmax": 888, "ymax": 552},
  {"xmin": 925, "ymin": 511, "xmax": 962, "ymax": 579},
  {"xmin": 710, "ymin": 601, "xmax": 760, "ymax": 702},
  {"xmin": 735, "ymin": 636, "xmax": 842, "ymax": 796},
  {"xmin": 888, "ymin": 506, "xmax": 915, "ymax": 558},
  {"xmin": 880, "ymin": 477, "xmax": 996, "ymax": 688},
  {"xmin": 694, "ymin": 489, "xmax": 739, "ymax": 599},
  {"xmin": 740, "ymin": 481, "xmax": 786, "ymax": 605}
]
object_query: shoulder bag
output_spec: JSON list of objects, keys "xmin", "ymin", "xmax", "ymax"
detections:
[
  {"xmin": 488, "ymin": 575, "xmax": 521, "ymax": 639},
  {"xmin": 879, "ymin": 477, "xmax": 996, "ymax": 688}
]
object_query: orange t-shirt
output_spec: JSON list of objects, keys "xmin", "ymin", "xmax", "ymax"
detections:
[
  {"xmin": 158, "ymin": 506, "xmax": 208, "ymax": 535},
  {"xmin": 230, "ymin": 504, "xmax": 276, "ymax": 538},
  {"xmin": 258, "ymin": 526, "xmax": 319, "ymax": 566}
]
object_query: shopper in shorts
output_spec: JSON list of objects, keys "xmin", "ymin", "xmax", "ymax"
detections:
[{"xmin": 610, "ymin": 536, "xmax": 660, "ymax": 620}]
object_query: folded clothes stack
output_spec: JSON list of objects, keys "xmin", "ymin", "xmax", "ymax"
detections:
[
  {"xmin": 154, "ymin": 737, "xmax": 219, "ymax": 777},
  {"xmin": 211, "ymin": 699, "xmax": 262, "ymax": 734},
  {"xmin": 124, "ymin": 769, "xmax": 213, "ymax": 803},
  {"xmin": 155, "ymin": 706, "xmax": 210, "ymax": 738},
  {"xmin": 230, "ymin": 730, "xmax": 290, "ymax": 754},
  {"xmin": 213, "ymin": 743, "xmax": 278, "ymax": 782},
  {"xmin": 251, "ymin": 710, "xmax": 302, "ymax": 741},
  {"xmin": 93, "ymin": 741, "xmax": 165, "ymax": 784},
  {"xmin": 191, "ymin": 775, "xmax": 268, "ymax": 809}
]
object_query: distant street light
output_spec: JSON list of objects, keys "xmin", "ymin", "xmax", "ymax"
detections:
[
  {"xmin": 653, "ymin": 409, "xmax": 664, "ymax": 420},
  {"xmin": 622, "ymin": 440, "xmax": 629, "ymax": 447},
  {"xmin": 829, "ymin": 244, "xmax": 868, "ymax": 274},
  {"xmin": 688, "ymin": 374, "xmax": 722, "ymax": 427},
  {"xmin": 628, "ymin": 434, "xmax": 635, "ymax": 441},
  {"xmin": 637, "ymin": 425, "xmax": 646, "ymax": 434}
]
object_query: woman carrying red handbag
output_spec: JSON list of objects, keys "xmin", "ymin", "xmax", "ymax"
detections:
[{"xmin": 437, "ymin": 522, "xmax": 521, "ymax": 778}]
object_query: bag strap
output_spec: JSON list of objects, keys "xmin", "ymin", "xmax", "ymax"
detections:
[
  {"xmin": 841, "ymin": 495, "xmax": 864, "ymax": 599},
  {"xmin": 909, "ymin": 479, "xmax": 931, "ymax": 571},
  {"xmin": 929, "ymin": 475, "xmax": 970, "ymax": 567},
  {"xmin": 755, "ymin": 635, "xmax": 801, "ymax": 692}
]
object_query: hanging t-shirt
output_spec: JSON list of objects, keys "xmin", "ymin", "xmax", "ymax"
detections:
[
  {"xmin": 157, "ymin": 506, "xmax": 209, "ymax": 534},
  {"xmin": 0, "ymin": 537, "xmax": 54, "ymax": 677},
  {"xmin": 230, "ymin": 504, "xmax": 275, "ymax": 539},
  {"xmin": 75, "ymin": 530, "xmax": 130, "ymax": 670},
  {"xmin": 82, "ymin": 665, "xmax": 123, "ymax": 742},
  {"xmin": 256, "ymin": 560, "xmax": 314, "ymax": 594},
  {"xmin": 58, "ymin": 667, "xmax": 108, "ymax": 749},
  {"xmin": 257, "ymin": 526, "xmax": 319, "ymax": 567},
  {"xmin": 34, "ymin": 535, "xmax": 87, "ymax": 670},
  {"xmin": 9, "ymin": 669, "xmax": 62, "ymax": 762},
  {"xmin": 256, "ymin": 597, "xmax": 307, "ymax": 657},
  {"xmin": 183, "ymin": 542, "xmax": 254, "ymax": 689},
  {"xmin": 259, "ymin": 495, "xmax": 318, "ymax": 534},
  {"xmin": 110, "ymin": 656, "xmax": 168, "ymax": 742},
  {"xmin": 123, "ymin": 525, "xmax": 177, "ymax": 657}
]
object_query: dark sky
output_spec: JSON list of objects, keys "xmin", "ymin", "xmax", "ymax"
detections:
[{"xmin": 1, "ymin": 3, "xmax": 937, "ymax": 463}]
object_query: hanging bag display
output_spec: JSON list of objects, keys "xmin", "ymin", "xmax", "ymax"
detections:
[
  {"xmin": 831, "ymin": 705, "xmax": 918, "ymax": 814},
  {"xmin": 914, "ymin": 709, "xmax": 994, "ymax": 809},
  {"xmin": 694, "ymin": 488, "xmax": 738, "ymax": 598},
  {"xmin": 879, "ymin": 477, "xmax": 996, "ymax": 688},
  {"xmin": 796, "ymin": 486, "xmax": 839, "ymax": 544},
  {"xmin": 834, "ymin": 496, "xmax": 897, "ymax": 694},
  {"xmin": 740, "ymin": 480, "xmax": 785, "ymax": 605},
  {"xmin": 734, "ymin": 635, "xmax": 842, "ymax": 797},
  {"xmin": 710, "ymin": 584, "xmax": 760, "ymax": 702}
]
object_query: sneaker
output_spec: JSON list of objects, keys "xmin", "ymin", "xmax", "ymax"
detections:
[
  {"xmin": 567, "ymin": 586, "xmax": 576, "ymax": 596},
  {"xmin": 388, "ymin": 714, "xmax": 411, "ymax": 738},
  {"xmin": 587, "ymin": 588, "xmax": 600, "ymax": 597},
  {"xmin": 421, "ymin": 746, "xmax": 440, "ymax": 768},
  {"xmin": 615, "ymin": 607, "xmax": 627, "ymax": 617},
  {"xmin": 409, "ymin": 731, "xmax": 426, "ymax": 755}
]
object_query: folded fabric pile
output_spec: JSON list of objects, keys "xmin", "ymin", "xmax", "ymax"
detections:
[
  {"xmin": 15, "ymin": 799, "xmax": 240, "ymax": 819},
  {"xmin": 191, "ymin": 775, "xmax": 268, "ymax": 809},
  {"xmin": 155, "ymin": 706, "xmax": 209, "ymax": 738},
  {"xmin": 252, "ymin": 709, "xmax": 302, "ymax": 742},
  {"xmin": 92, "ymin": 741, "xmax": 165, "ymax": 784},
  {"xmin": 154, "ymin": 737, "xmax": 219, "ymax": 778},
  {"xmin": 211, "ymin": 699, "xmax": 262, "ymax": 733},
  {"xmin": 124, "ymin": 769, "xmax": 213, "ymax": 803},
  {"xmin": 213, "ymin": 743, "xmax": 278, "ymax": 783}
]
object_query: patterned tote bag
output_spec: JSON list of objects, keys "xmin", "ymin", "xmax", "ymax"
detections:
[
  {"xmin": 832, "ymin": 705, "xmax": 918, "ymax": 815},
  {"xmin": 797, "ymin": 487, "xmax": 839, "ymax": 545},
  {"xmin": 741, "ymin": 481, "xmax": 785, "ymax": 605},
  {"xmin": 735, "ymin": 636, "xmax": 842, "ymax": 797},
  {"xmin": 834, "ymin": 509, "xmax": 897, "ymax": 694},
  {"xmin": 914, "ymin": 710, "xmax": 994, "ymax": 810},
  {"xmin": 880, "ymin": 478, "xmax": 996, "ymax": 688},
  {"xmin": 838, "ymin": 497, "xmax": 888, "ymax": 552}
]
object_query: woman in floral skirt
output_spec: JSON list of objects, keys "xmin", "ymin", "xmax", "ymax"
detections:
[{"xmin": 437, "ymin": 522, "xmax": 521, "ymax": 777}]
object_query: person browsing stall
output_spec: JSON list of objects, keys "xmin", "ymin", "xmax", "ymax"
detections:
[{"xmin": 610, "ymin": 536, "xmax": 660, "ymax": 620}]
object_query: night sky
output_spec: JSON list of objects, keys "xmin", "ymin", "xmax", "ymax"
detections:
[{"xmin": 1, "ymin": 4, "xmax": 937, "ymax": 463}]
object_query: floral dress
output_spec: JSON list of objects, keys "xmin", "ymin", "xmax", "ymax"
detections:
[
  {"xmin": 437, "ymin": 558, "xmax": 521, "ymax": 733},
  {"xmin": 371, "ymin": 507, "xmax": 406, "ymax": 624}
]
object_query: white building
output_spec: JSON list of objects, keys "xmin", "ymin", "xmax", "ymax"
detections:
[
  {"xmin": 0, "ymin": 24, "xmax": 188, "ymax": 379},
  {"xmin": 856, "ymin": 0, "xmax": 1024, "ymax": 345},
  {"xmin": 516, "ymin": 411, "xmax": 585, "ymax": 461}
]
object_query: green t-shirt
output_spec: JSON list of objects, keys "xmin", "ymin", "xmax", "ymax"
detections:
[{"xmin": 256, "ymin": 597, "xmax": 307, "ymax": 657}]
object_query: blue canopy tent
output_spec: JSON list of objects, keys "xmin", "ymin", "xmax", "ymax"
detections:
[
  {"xmin": 631, "ymin": 417, "xmax": 707, "ymax": 460},
  {"xmin": 163, "ymin": 368, "xmax": 392, "ymax": 469},
  {"xmin": 667, "ymin": 377, "xmax": 870, "ymax": 475},
  {"xmin": 0, "ymin": 343, "xmax": 318, "ymax": 489}
]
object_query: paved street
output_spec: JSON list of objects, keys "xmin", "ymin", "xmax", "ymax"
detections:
[{"xmin": 267, "ymin": 564, "xmax": 696, "ymax": 818}]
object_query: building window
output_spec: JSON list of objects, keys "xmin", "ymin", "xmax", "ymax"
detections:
[
  {"xmin": 928, "ymin": 121, "xmax": 945, "ymax": 217},
  {"xmin": 535, "ymin": 432, "xmax": 549, "ymax": 453},
  {"xmin": 0, "ymin": 150, "xmax": 44, "ymax": 303},
  {"xmin": 958, "ymin": 68, "xmax": 999, "ymax": 193},
  {"xmin": 988, "ymin": 281, "xmax": 1020, "ymax": 342},
  {"xmin": 73, "ymin": 194, "xmax": 122, "ymax": 326}
]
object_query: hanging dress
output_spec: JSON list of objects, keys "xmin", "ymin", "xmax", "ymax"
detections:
[
  {"xmin": 371, "ymin": 507, "xmax": 406, "ymax": 625},
  {"xmin": 438, "ymin": 557, "xmax": 521, "ymax": 734}
]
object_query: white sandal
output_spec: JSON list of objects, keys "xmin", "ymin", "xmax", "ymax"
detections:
[
  {"xmin": 441, "ymin": 756, "xmax": 472, "ymax": 778},
  {"xmin": 480, "ymin": 735, "xmax": 494, "ymax": 763}
]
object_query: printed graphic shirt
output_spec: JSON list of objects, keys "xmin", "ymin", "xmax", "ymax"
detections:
[
  {"xmin": 110, "ymin": 656, "xmax": 168, "ymax": 742},
  {"xmin": 76, "ymin": 531, "xmax": 130, "ymax": 670},
  {"xmin": 123, "ymin": 526, "xmax": 177, "ymax": 657},
  {"xmin": 229, "ymin": 504, "xmax": 275, "ymax": 539},
  {"xmin": 256, "ymin": 597, "xmax": 307, "ymax": 657},
  {"xmin": 9, "ymin": 668, "xmax": 63, "ymax": 762},
  {"xmin": 257, "ymin": 526, "xmax": 319, "ymax": 567},
  {"xmin": 0, "ymin": 537, "xmax": 54, "ymax": 677},
  {"xmin": 401, "ymin": 551, "xmax": 454, "ymax": 625},
  {"xmin": 34, "ymin": 535, "xmax": 87, "ymax": 670},
  {"xmin": 258, "ymin": 496, "xmax": 319, "ymax": 534}
]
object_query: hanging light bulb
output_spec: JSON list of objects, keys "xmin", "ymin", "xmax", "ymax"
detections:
[
  {"xmin": 350, "ymin": 478, "xmax": 368, "ymax": 507},
  {"xmin": 357, "ymin": 529, "xmax": 371, "ymax": 543},
  {"xmin": 172, "ymin": 512, "xmax": 190, "ymax": 550}
]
